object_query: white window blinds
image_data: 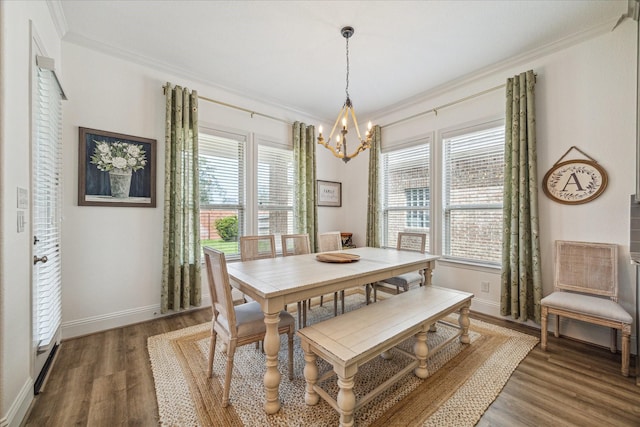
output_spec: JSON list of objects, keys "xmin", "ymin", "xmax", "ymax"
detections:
[
  {"xmin": 382, "ymin": 142, "xmax": 430, "ymax": 249},
  {"xmin": 257, "ymin": 143, "xmax": 293, "ymax": 251},
  {"xmin": 33, "ymin": 63, "xmax": 64, "ymax": 350},
  {"xmin": 199, "ymin": 130, "xmax": 246, "ymax": 256},
  {"xmin": 443, "ymin": 125, "xmax": 504, "ymax": 264}
]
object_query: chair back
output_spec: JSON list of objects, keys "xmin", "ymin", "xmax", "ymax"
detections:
[
  {"xmin": 239, "ymin": 235, "xmax": 276, "ymax": 261},
  {"xmin": 397, "ymin": 232, "xmax": 426, "ymax": 253},
  {"xmin": 317, "ymin": 231, "xmax": 342, "ymax": 252},
  {"xmin": 281, "ymin": 234, "xmax": 311, "ymax": 256},
  {"xmin": 203, "ymin": 246, "xmax": 237, "ymax": 332},
  {"xmin": 554, "ymin": 240, "xmax": 618, "ymax": 301}
]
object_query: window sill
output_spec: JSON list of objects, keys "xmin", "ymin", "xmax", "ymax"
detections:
[{"xmin": 437, "ymin": 257, "xmax": 501, "ymax": 274}]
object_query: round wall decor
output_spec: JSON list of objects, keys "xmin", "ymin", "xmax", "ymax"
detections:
[{"xmin": 542, "ymin": 158, "xmax": 608, "ymax": 205}]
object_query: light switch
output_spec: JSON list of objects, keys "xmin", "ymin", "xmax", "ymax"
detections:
[{"xmin": 17, "ymin": 210, "xmax": 25, "ymax": 233}]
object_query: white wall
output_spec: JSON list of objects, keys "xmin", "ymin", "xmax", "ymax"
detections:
[
  {"xmin": 344, "ymin": 21, "xmax": 637, "ymax": 349},
  {"xmin": 0, "ymin": 2, "xmax": 62, "ymax": 425},
  {"xmin": 60, "ymin": 42, "xmax": 335, "ymax": 338}
]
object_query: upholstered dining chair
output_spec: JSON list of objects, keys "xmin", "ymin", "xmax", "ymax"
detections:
[
  {"xmin": 317, "ymin": 231, "xmax": 346, "ymax": 315},
  {"xmin": 203, "ymin": 246, "xmax": 294, "ymax": 407},
  {"xmin": 374, "ymin": 232, "xmax": 427, "ymax": 302},
  {"xmin": 281, "ymin": 233, "xmax": 312, "ymax": 327},
  {"xmin": 541, "ymin": 240, "xmax": 632, "ymax": 377}
]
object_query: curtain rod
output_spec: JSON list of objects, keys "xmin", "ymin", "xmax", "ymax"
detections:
[
  {"xmin": 165, "ymin": 76, "xmax": 528, "ymax": 130},
  {"xmin": 162, "ymin": 84, "xmax": 292, "ymax": 125},
  {"xmin": 381, "ymin": 83, "xmax": 507, "ymax": 129}
]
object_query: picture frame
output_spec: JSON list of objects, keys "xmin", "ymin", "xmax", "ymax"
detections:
[
  {"xmin": 78, "ymin": 127, "xmax": 156, "ymax": 207},
  {"xmin": 317, "ymin": 180, "xmax": 342, "ymax": 207}
]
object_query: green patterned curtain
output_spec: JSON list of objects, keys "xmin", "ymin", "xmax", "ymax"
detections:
[
  {"xmin": 366, "ymin": 125, "xmax": 382, "ymax": 247},
  {"xmin": 161, "ymin": 83, "xmax": 201, "ymax": 313},
  {"xmin": 293, "ymin": 122, "xmax": 318, "ymax": 251},
  {"xmin": 500, "ymin": 70, "xmax": 542, "ymax": 323}
]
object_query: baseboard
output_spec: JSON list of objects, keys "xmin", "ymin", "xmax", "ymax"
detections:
[
  {"xmin": 1, "ymin": 377, "xmax": 33, "ymax": 427},
  {"xmin": 61, "ymin": 295, "xmax": 212, "ymax": 339}
]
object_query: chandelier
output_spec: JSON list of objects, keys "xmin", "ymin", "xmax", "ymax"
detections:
[{"xmin": 317, "ymin": 26, "xmax": 373, "ymax": 163}]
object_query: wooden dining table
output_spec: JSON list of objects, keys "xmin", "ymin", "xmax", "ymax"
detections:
[{"xmin": 226, "ymin": 246, "xmax": 440, "ymax": 414}]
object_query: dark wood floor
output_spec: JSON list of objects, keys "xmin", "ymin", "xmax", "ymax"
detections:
[{"xmin": 24, "ymin": 309, "xmax": 640, "ymax": 426}]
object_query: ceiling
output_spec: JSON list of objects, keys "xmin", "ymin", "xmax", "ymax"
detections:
[{"xmin": 58, "ymin": 1, "xmax": 629, "ymax": 122}]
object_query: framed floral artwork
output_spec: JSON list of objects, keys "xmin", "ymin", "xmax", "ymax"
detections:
[{"xmin": 78, "ymin": 127, "xmax": 156, "ymax": 207}]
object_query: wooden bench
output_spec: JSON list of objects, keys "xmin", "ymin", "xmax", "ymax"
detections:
[{"xmin": 296, "ymin": 286, "xmax": 474, "ymax": 427}]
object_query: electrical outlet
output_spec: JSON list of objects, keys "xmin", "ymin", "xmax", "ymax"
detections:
[{"xmin": 481, "ymin": 281, "xmax": 490, "ymax": 292}]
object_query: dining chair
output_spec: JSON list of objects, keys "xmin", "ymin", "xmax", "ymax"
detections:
[
  {"xmin": 374, "ymin": 232, "xmax": 427, "ymax": 301},
  {"xmin": 239, "ymin": 235, "xmax": 276, "ymax": 261},
  {"xmin": 541, "ymin": 240, "xmax": 632, "ymax": 376},
  {"xmin": 317, "ymin": 231, "xmax": 345, "ymax": 315},
  {"xmin": 281, "ymin": 233, "xmax": 312, "ymax": 327},
  {"xmin": 203, "ymin": 246, "xmax": 294, "ymax": 407}
]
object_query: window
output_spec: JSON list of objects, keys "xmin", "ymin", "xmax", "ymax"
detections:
[
  {"xmin": 382, "ymin": 142, "xmax": 430, "ymax": 249},
  {"xmin": 199, "ymin": 130, "xmax": 246, "ymax": 256},
  {"xmin": 405, "ymin": 188, "xmax": 430, "ymax": 228},
  {"xmin": 257, "ymin": 142, "xmax": 294, "ymax": 251},
  {"xmin": 443, "ymin": 124, "xmax": 504, "ymax": 265},
  {"xmin": 198, "ymin": 130, "xmax": 293, "ymax": 257}
]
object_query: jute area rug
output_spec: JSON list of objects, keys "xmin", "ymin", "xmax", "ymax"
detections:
[{"xmin": 149, "ymin": 291, "xmax": 538, "ymax": 426}]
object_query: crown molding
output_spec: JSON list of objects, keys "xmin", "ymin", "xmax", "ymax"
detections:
[
  {"xmin": 62, "ymin": 32, "xmax": 324, "ymax": 125},
  {"xmin": 47, "ymin": 0, "xmax": 68, "ymax": 40},
  {"xmin": 61, "ymin": 14, "xmax": 623, "ymax": 127},
  {"xmin": 371, "ymin": 16, "xmax": 624, "ymax": 123}
]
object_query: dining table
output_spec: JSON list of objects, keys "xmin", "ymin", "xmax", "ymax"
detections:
[{"xmin": 226, "ymin": 246, "xmax": 440, "ymax": 414}]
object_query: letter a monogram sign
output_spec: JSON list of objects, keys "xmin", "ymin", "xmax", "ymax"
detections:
[{"xmin": 542, "ymin": 146, "xmax": 608, "ymax": 205}]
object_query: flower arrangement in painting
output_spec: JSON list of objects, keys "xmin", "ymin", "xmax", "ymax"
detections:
[{"xmin": 90, "ymin": 140, "xmax": 147, "ymax": 172}]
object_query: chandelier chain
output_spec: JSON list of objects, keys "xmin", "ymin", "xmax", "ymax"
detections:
[{"xmin": 345, "ymin": 36, "xmax": 350, "ymax": 101}]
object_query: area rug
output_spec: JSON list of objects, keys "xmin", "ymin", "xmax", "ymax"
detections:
[{"xmin": 149, "ymin": 292, "xmax": 538, "ymax": 426}]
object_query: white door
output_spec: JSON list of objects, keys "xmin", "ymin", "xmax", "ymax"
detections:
[{"xmin": 31, "ymin": 49, "xmax": 65, "ymax": 391}]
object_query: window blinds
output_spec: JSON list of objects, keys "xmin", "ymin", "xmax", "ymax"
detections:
[
  {"xmin": 257, "ymin": 144, "xmax": 293, "ymax": 249},
  {"xmin": 443, "ymin": 125, "xmax": 504, "ymax": 264},
  {"xmin": 33, "ymin": 64, "xmax": 64, "ymax": 350},
  {"xmin": 382, "ymin": 143, "xmax": 430, "ymax": 249},
  {"xmin": 199, "ymin": 131, "xmax": 246, "ymax": 255}
]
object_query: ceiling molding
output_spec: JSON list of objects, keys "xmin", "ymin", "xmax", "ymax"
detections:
[
  {"xmin": 47, "ymin": 0, "xmax": 68, "ymax": 40},
  {"xmin": 370, "ymin": 16, "xmax": 623, "ymax": 123},
  {"xmin": 62, "ymin": 31, "xmax": 325, "ymax": 125},
  {"xmin": 60, "ymin": 12, "xmax": 623, "ymax": 127}
]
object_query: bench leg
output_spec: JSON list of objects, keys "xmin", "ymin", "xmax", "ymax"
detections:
[
  {"xmin": 413, "ymin": 330, "xmax": 429, "ymax": 378},
  {"xmin": 541, "ymin": 305, "xmax": 548, "ymax": 351},
  {"xmin": 458, "ymin": 304, "xmax": 470, "ymax": 344},
  {"xmin": 301, "ymin": 342, "xmax": 320, "ymax": 405},
  {"xmin": 337, "ymin": 375, "xmax": 356, "ymax": 427}
]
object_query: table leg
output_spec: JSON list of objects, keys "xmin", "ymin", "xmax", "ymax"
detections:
[
  {"xmin": 458, "ymin": 304, "xmax": 470, "ymax": 344},
  {"xmin": 424, "ymin": 262, "xmax": 434, "ymax": 286},
  {"xmin": 413, "ymin": 330, "xmax": 429, "ymax": 378},
  {"xmin": 263, "ymin": 311, "xmax": 281, "ymax": 414}
]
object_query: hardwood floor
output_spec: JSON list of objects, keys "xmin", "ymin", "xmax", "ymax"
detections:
[{"xmin": 24, "ymin": 309, "xmax": 639, "ymax": 426}]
